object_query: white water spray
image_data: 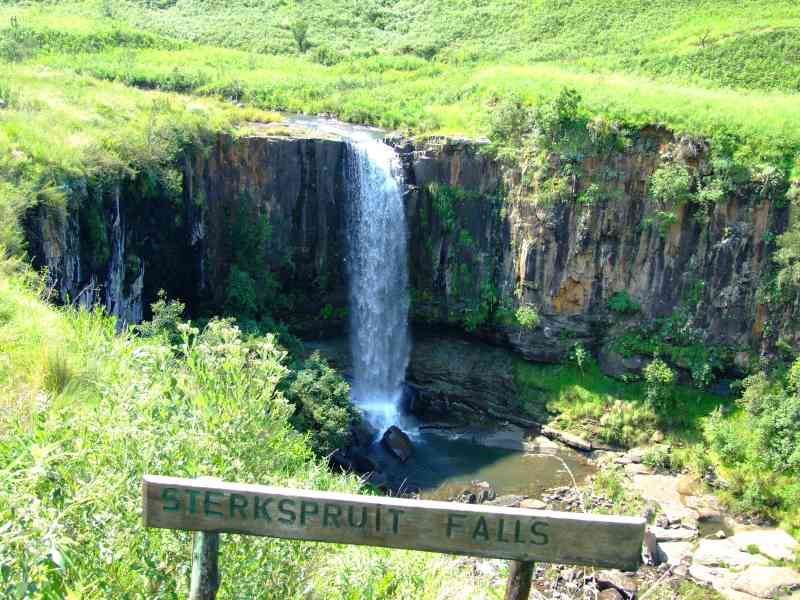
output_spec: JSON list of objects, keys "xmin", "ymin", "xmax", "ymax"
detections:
[{"xmin": 344, "ymin": 134, "xmax": 410, "ymax": 434}]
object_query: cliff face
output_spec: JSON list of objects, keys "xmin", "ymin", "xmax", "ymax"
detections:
[
  {"xmin": 184, "ymin": 133, "xmax": 349, "ymax": 323},
  {"xmin": 25, "ymin": 126, "xmax": 792, "ymax": 374},
  {"xmin": 25, "ymin": 131, "xmax": 349, "ymax": 329},
  {"xmin": 395, "ymin": 132, "xmax": 791, "ymax": 369}
]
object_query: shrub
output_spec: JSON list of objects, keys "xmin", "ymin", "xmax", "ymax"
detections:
[
  {"xmin": 649, "ymin": 164, "xmax": 693, "ymax": 205},
  {"xmin": 284, "ymin": 352, "xmax": 358, "ymax": 456},
  {"xmin": 607, "ymin": 291, "xmax": 641, "ymax": 315},
  {"xmin": 515, "ymin": 305, "xmax": 540, "ymax": 329},
  {"xmin": 289, "ymin": 18, "xmax": 310, "ymax": 53},
  {"xmin": 644, "ymin": 358, "xmax": 676, "ymax": 417},
  {"xmin": 569, "ymin": 342, "xmax": 589, "ymax": 372}
]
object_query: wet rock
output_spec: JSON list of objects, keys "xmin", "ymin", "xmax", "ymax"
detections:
[
  {"xmin": 729, "ymin": 529, "xmax": 799, "ymax": 562},
  {"xmin": 714, "ymin": 530, "xmax": 727, "ymax": 539},
  {"xmin": 520, "ymin": 498, "xmax": 547, "ymax": 510},
  {"xmin": 381, "ymin": 426, "xmax": 414, "ymax": 463},
  {"xmin": 596, "ymin": 570, "xmax": 637, "ymax": 599},
  {"xmin": 541, "ymin": 426, "xmax": 592, "ymax": 451},
  {"xmin": 351, "ymin": 418, "xmax": 379, "ymax": 448},
  {"xmin": 350, "ymin": 450, "xmax": 378, "ymax": 474},
  {"xmin": 329, "ymin": 449, "xmax": 353, "ymax": 472},
  {"xmin": 732, "ymin": 566, "xmax": 800, "ymax": 599}
]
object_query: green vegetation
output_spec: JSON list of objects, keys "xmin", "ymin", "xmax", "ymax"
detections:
[
  {"xmin": 514, "ymin": 358, "xmax": 722, "ymax": 446},
  {"xmin": 0, "ymin": 268, "xmax": 480, "ymax": 598},
  {"xmin": 0, "ymin": 0, "xmax": 797, "ymax": 166},
  {"xmin": 607, "ymin": 292, "xmax": 641, "ymax": 316},
  {"xmin": 514, "ymin": 305, "xmax": 540, "ymax": 330},
  {"xmin": 705, "ymin": 361, "xmax": 800, "ymax": 535}
]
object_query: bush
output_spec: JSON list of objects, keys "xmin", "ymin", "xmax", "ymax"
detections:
[
  {"xmin": 644, "ymin": 358, "xmax": 676, "ymax": 418},
  {"xmin": 649, "ymin": 164, "xmax": 693, "ymax": 205},
  {"xmin": 515, "ymin": 305, "xmax": 540, "ymax": 329},
  {"xmin": 284, "ymin": 352, "xmax": 359, "ymax": 456},
  {"xmin": 607, "ymin": 291, "xmax": 641, "ymax": 315}
]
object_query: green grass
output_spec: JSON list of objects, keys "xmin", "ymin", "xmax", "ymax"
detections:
[
  {"xmin": 1, "ymin": 1, "xmax": 799, "ymax": 168},
  {"xmin": 515, "ymin": 358, "xmax": 725, "ymax": 446},
  {"xmin": 0, "ymin": 268, "xmax": 484, "ymax": 599}
]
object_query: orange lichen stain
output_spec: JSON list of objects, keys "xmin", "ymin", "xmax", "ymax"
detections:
[
  {"xmin": 752, "ymin": 303, "xmax": 769, "ymax": 338},
  {"xmin": 552, "ymin": 276, "xmax": 591, "ymax": 314}
]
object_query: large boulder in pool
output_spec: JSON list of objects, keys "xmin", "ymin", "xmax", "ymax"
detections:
[{"xmin": 381, "ymin": 426, "xmax": 414, "ymax": 463}]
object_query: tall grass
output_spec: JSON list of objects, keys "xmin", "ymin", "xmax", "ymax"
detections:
[{"xmin": 0, "ymin": 272, "xmax": 484, "ymax": 598}]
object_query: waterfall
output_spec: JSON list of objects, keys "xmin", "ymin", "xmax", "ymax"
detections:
[{"xmin": 344, "ymin": 134, "xmax": 410, "ymax": 434}]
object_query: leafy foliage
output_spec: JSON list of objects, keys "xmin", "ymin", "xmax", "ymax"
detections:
[
  {"xmin": 705, "ymin": 361, "xmax": 800, "ymax": 531},
  {"xmin": 0, "ymin": 272, "xmax": 470, "ymax": 598},
  {"xmin": 284, "ymin": 352, "xmax": 359, "ymax": 457},
  {"xmin": 644, "ymin": 358, "xmax": 677, "ymax": 419},
  {"xmin": 607, "ymin": 291, "xmax": 641, "ymax": 316},
  {"xmin": 514, "ymin": 305, "xmax": 539, "ymax": 330}
]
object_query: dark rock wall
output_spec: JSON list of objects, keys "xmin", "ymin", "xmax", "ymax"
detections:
[
  {"xmin": 395, "ymin": 134, "xmax": 792, "ymax": 363},
  {"xmin": 25, "ymin": 133, "xmax": 350, "ymax": 328}
]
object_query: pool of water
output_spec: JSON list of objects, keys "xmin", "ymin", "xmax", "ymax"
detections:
[{"xmin": 367, "ymin": 428, "xmax": 595, "ymax": 501}]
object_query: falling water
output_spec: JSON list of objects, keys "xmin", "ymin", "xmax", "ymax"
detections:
[{"xmin": 344, "ymin": 134, "xmax": 410, "ymax": 433}]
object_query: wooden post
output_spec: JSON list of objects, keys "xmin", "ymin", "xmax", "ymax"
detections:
[
  {"xmin": 504, "ymin": 560, "xmax": 535, "ymax": 600},
  {"xmin": 189, "ymin": 531, "xmax": 220, "ymax": 600}
]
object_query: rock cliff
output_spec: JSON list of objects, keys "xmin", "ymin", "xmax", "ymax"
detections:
[
  {"xmin": 394, "ymin": 131, "xmax": 792, "ymax": 375},
  {"xmin": 24, "ymin": 123, "xmax": 794, "ymax": 380}
]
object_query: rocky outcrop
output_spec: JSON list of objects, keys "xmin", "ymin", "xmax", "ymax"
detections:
[
  {"xmin": 394, "ymin": 132, "xmax": 792, "ymax": 363},
  {"xmin": 25, "ymin": 123, "xmax": 795, "ymax": 368},
  {"xmin": 184, "ymin": 132, "xmax": 349, "ymax": 322},
  {"xmin": 25, "ymin": 129, "xmax": 350, "ymax": 328}
]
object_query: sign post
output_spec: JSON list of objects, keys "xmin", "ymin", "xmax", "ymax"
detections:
[{"xmin": 143, "ymin": 475, "xmax": 645, "ymax": 599}]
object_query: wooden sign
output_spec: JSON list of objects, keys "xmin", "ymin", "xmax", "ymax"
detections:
[{"xmin": 143, "ymin": 475, "xmax": 645, "ymax": 571}]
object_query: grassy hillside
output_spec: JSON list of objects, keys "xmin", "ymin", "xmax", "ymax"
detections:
[{"xmin": 1, "ymin": 1, "xmax": 799, "ymax": 170}]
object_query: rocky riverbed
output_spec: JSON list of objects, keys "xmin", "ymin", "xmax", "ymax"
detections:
[{"xmin": 451, "ymin": 442, "xmax": 800, "ymax": 600}]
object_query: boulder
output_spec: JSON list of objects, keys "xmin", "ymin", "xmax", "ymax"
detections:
[
  {"xmin": 692, "ymin": 539, "xmax": 770, "ymax": 568},
  {"xmin": 657, "ymin": 541, "xmax": 692, "ymax": 566},
  {"xmin": 381, "ymin": 426, "xmax": 414, "ymax": 463},
  {"xmin": 541, "ymin": 426, "xmax": 592, "ymax": 451},
  {"xmin": 732, "ymin": 566, "xmax": 800, "ymax": 599},
  {"xmin": 596, "ymin": 570, "xmax": 637, "ymax": 599},
  {"xmin": 729, "ymin": 529, "xmax": 799, "ymax": 562},
  {"xmin": 350, "ymin": 449, "xmax": 378, "ymax": 474},
  {"xmin": 598, "ymin": 344, "xmax": 647, "ymax": 380}
]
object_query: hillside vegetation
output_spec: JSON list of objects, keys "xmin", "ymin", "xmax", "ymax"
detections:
[
  {"xmin": 0, "ymin": 0, "xmax": 799, "ymax": 168},
  {"xmin": 0, "ymin": 266, "xmax": 483, "ymax": 598}
]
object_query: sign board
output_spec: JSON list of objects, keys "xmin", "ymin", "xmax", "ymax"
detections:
[{"xmin": 143, "ymin": 475, "xmax": 645, "ymax": 571}]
